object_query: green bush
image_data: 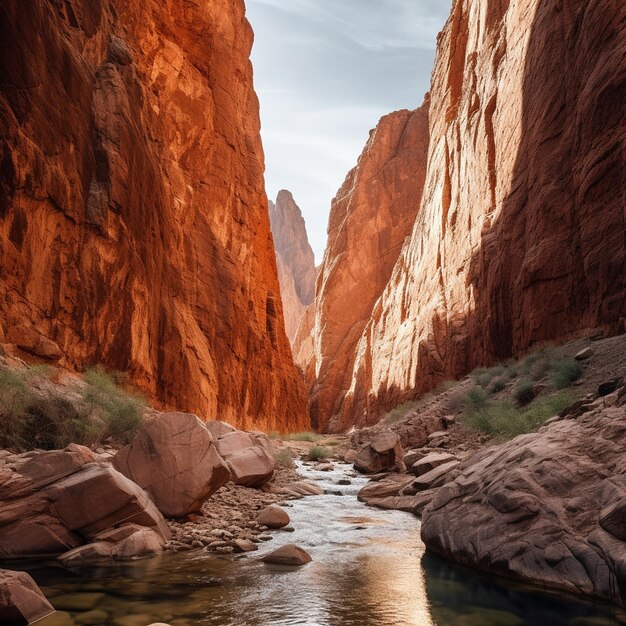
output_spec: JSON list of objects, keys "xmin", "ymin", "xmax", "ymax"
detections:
[
  {"xmin": 464, "ymin": 392, "xmax": 571, "ymax": 439},
  {"xmin": 383, "ymin": 401, "xmax": 419, "ymax": 424},
  {"xmin": 472, "ymin": 366, "xmax": 507, "ymax": 388},
  {"xmin": 308, "ymin": 446, "xmax": 330, "ymax": 461},
  {"xmin": 488, "ymin": 376, "xmax": 508, "ymax": 394},
  {"xmin": 271, "ymin": 448, "xmax": 294, "ymax": 468},
  {"xmin": 513, "ymin": 379, "xmax": 536, "ymax": 406},
  {"xmin": 81, "ymin": 367, "xmax": 144, "ymax": 444},
  {"xmin": 285, "ymin": 431, "xmax": 320, "ymax": 442},
  {"xmin": 550, "ymin": 358, "xmax": 583, "ymax": 389}
]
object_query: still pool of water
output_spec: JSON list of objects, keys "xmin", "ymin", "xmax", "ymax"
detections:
[{"xmin": 9, "ymin": 463, "xmax": 626, "ymax": 626}]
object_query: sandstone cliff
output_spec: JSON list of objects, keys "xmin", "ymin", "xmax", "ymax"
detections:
[
  {"xmin": 311, "ymin": 0, "xmax": 625, "ymax": 431},
  {"xmin": 269, "ymin": 191, "xmax": 316, "ymax": 344},
  {"xmin": 0, "ymin": 0, "xmax": 307, "ymax": 431},
  {"xmin": 308, "ymin": 102, "xmax": 431, "ymax": 431}
]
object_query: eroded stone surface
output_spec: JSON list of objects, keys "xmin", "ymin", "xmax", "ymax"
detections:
[{"xmin": 0, "ymin": 569, "xmax": 54, "ymax": 624}]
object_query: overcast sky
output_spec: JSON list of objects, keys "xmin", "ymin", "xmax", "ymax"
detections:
[{"xmin": 247, "ymin": 0, "xmax": 451, "ymax": 262}]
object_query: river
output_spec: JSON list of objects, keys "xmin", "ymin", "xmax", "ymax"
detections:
[{"xmin": 10, "ymin": 462, "xmax": 626, "ymax": 626}]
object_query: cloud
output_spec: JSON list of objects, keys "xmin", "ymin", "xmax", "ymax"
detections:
[{"xmin": 247, "ymin": 0, "xmax": 451, "ymax": 261}]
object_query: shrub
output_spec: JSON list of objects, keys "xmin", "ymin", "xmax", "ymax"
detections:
[
  {"xmin": 488, "ymin": 376, "xmax": 508, "ymax": 394},
  {"xmin": 472, "ymin": 366, "xmax": 506, "ymax": 388},
  {"xmin": 81, "ymin": 367, "xmax": 144, "ymax": 444},
  {"xmin": 271, "ymin": 448, "xmax": 294, "ymax": 468},
  {"xmin": 513, "ymin": 379, "xmax": 536, "ymax": 406},
  {"xmin": 465, "ymin": 386, "xmax": 488, "ymax": 410},
  {"xmin": 463, "ymin": 392, "xmax": 572, "ymax": 440},
  {"xmin": 285, "ymin": 431, "xmax": 319, "ymax": 442},
  {"xmin": 550, "ymin": 358, "xmax": 583, "ymax": 389},
  {"xmin": 383, "ymin": 401, "xmax": 419, "ymax": 424},
  {"xmin": 308, "ymin": 446, "xmax": 330, "ymax": 461},
  {"xmin": 529, "ymin": 357, "xmax": 552, "ymax": 381}
]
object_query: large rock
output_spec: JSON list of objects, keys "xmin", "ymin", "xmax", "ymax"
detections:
[
  {"xmin": 304, "ymin": 0, "xmax": 626, "ymax": 430},
  {"xmin": 0, "ymin": 446, "xmax": 170, "ymax": 559},
  {"xmin": 0, "ymin": 569, "xmax": 54, "ymax": 625},
  {"xmin": 353, "ymin": 431, "xmax": 404, "ymax": 474},
  {"xmin": 269, "ymin": 191, "xmax": 317, "ymax": 344},
  {"xmin": 256, "ymin": 505, "xmax": 290, "ymax": 529},
  {"xmin": 215, "ymin": 431, "xmax": 275, "ymax": 487},
  {"xmin": 113, "ymin": 413, "xmax": 231, "ymax": 517},
  {"xmin": 0, "ymin": 0, "xmax": 307, "ymax": 433},
  {"xmin": 411, "ymin": 452, "xmax": 458, "ymax": 477},
  {"xmin": 421, "ymin": 389, "xmax": 626, "ymax": 605}
]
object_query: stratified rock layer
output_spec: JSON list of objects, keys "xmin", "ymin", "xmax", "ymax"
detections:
[
  {"xmin": 313, "ymin": 0, "xmax": 626, "ymax": 429},
  {"xmin": 421, "ymin": 388, "xmax": 626, "ymax": 605},
  {"xmin": 269, "ymin": 191, "xmax": 316, "ymax": 344},
  {"xmin": 309, "ymin": 102, "xmax": 430, "ymax": 431},
  {"xmin": 0, "ymin": 0, "xmax": 307, "ymax": 432}
]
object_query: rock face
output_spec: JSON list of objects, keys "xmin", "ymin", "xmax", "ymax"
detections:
[
  {"xmin": 421, "ymin": 387, "xmax": 626, "ymax": 605},
  {"xmin": 0, "ymin": 569, "xmax": 54, "ymax": 625},
  {"xmin": 307, "ymin": 101, "xmax": 430, "ymax": 431},
  {"xmin": 309, "ymin": 0, "xmax": 626, "ymax": 430},
  {"xmin": 0, "ymin": 444, "xmax": 170, "ymax": 559},
  {"xmin": 113, "ymin": 413, "xmax": 231, "ymax": 518},
  {"xmin": 269, "ymin": 191, "xmax": 317, "ymax": 344},
  {"xmin": 0, "ymin": 0, "xmax": 307, "ymax": 433}
]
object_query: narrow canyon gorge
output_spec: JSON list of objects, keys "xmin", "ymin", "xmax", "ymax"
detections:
[{"xmin": 0, "ymin": 0, "xmax": 625, "ymax": 624}]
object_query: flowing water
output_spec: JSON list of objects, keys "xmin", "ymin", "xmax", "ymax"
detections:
[{"xmin": 10, "ymin": 463, "xmax": 626, "ymax": 626}]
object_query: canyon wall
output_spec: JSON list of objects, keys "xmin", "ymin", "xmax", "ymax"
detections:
[
  {"xmin": 0, "ymin": 0, "xmax": 308, "ymax": 432},
  {"xmin": 312, "ymin": 0, "xmax": 626, "ymax": 431},
  {"xmin": 269, "ymin": 190, "xmax": 316, "ymax": 344},
  {"xmin": 309, "ymin": 102, "xmax": 431, "ymax": 432}
]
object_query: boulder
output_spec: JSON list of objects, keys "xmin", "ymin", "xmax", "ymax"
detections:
[
  {"xmin": 0, "ymin": 447, "xmax": 170, "ymax": 559},
  {"xmin": 409, "ymin": 460, "xmax": 460, "ymax": 491},
  {"xmin": 216, "ymin": 431, "xmax": 275, "ymax": 488},
  {"xmin": 353, "ymin": 431, "xmax": 404, "ymax": 474},
  {"xmin": 0, "ymin": 569, "xmax": 55, "ymax": 625},
  {"xmin": 234, "ymin": 539, "xmax": 258, "ymax": 553},
  {"xmin": 269, "ymin": 481, "xmax": 324, "ymax": 498},
  {"xmin": 358, "ymin": 475, "xmax": 414, "ymax": 503},
  {"xmin": 204, "ymin": 421, "xmax": 236, "ymax": 441},
  {"xmin": 113, "ymin": 413, "xmax": 231, "ymax": 517},
  {"xmin": 261, "ymin": 544, "xmax": 312, "ymax": 566},
  {"xmin": 6, "ymin": 325, "xmax": 63, "ymax": 360},
  {"xmin": 421, "ymin": 388, "xmax": 626, "ymax": 605},
  {"xmin": 411, "ymin": 452, "xmax": 457, "ymax": 477},
  {"xmin": 256, "ymin": 505, "xmax": 290, "ymax": 529}
]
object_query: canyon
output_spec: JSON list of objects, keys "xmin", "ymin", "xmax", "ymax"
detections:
[
  {"xmin": 298, "ymin": 0, "xmax": 626, "ymax": 432},
  {"xmin": 0, "ymin": 0, "xmax": 307, "ymax": 432},
  {"xmin": 269, "ymin": 190, "xmax": 316, "ymax": 345}
]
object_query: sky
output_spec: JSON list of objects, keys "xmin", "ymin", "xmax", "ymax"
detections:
[{"xmin": 246, "ymin": 0, "xmax": 452, "ymax": 262}]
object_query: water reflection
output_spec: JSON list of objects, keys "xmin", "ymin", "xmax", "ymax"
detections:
[{"xmin": 7, "ymin": 463, "xmax": 626, "ymax": 626}]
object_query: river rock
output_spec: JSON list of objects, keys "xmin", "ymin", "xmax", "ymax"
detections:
[
  {"xmin": 0, "ymin": 569, "xmax": 55, "ymax": 624},
  {"xmin": 421, "ymin": 388, "xmax": 626, "ymax": 605},
  {"xmin": 410, "ymin": 452, "xmax": 457, "ymax": 476},
  {"xmin": 262, "ymin": 544, "xmax": 312, "ymax": 566},
  {"xmin": 574, "ymin": 347, "xmax": 594, "ymax": 360},
  {"xmin": 256, "ymin": 505, "xmax": 290, "ymax": 529},
  {"xmin": 216, "ymin": 431, "xmax": 275, "ymax": 488},
  {"xmin": 113, "ymin": 413, "xmax": 231, "ymax": 517},
  {"xmin": 353, "ymin": 431, "xmax": 404, "ymax": 474},
  {"xmin": 0, "ymin": 447, "xmax": 170, "ymax": 559}
]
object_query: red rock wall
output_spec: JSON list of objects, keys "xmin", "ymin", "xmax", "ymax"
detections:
[
  {"xmin": 0, "ymin": 0, "xmax": 308, "ymax": 432},
  {"xmin": 319, "ymin": 0, "xmax": 626, "ymax": 430},
  {"xmin": 309, "ymin": 102, "xmax": 431, "ymax": 432},
  {"xmin": 269, "ymin": 191, "xmax": 316, "ymax": 343}
]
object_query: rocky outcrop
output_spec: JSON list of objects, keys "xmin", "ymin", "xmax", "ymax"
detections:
[
  {"xmin": 0, "ymin": 569, "xmax": 54, "ymax": 625},
  {"xmin": 0, "ymin": 444, "xmax": 170, "ymax": 559},
  {"xmin": 0, "ymin": 0, "xmax": 307, "ymax": 432},
  {"xmin": 308, "ymin": 101, "xmax": 430, "ymax": 431},
  {"xmin": 353, "ymin": 431, "xmax": 405, "ymax": 474},
  {"xmin": 215, "ymin": 430, "xmax": 275, "ymax": 488},
  {"xmin": 113, "ymin": 413, "xmax": 231, "ymax": 518},
  {"xmin": 421, "ymin": 386, "xmax": 626, "ymax": 604},
  {"xmin": 310, "ymin": 0, "xmax": 626, "ymax": 430},
  {"xmin": 269, "ymin": 191, "xmax": 316, "ymax": 344}
]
